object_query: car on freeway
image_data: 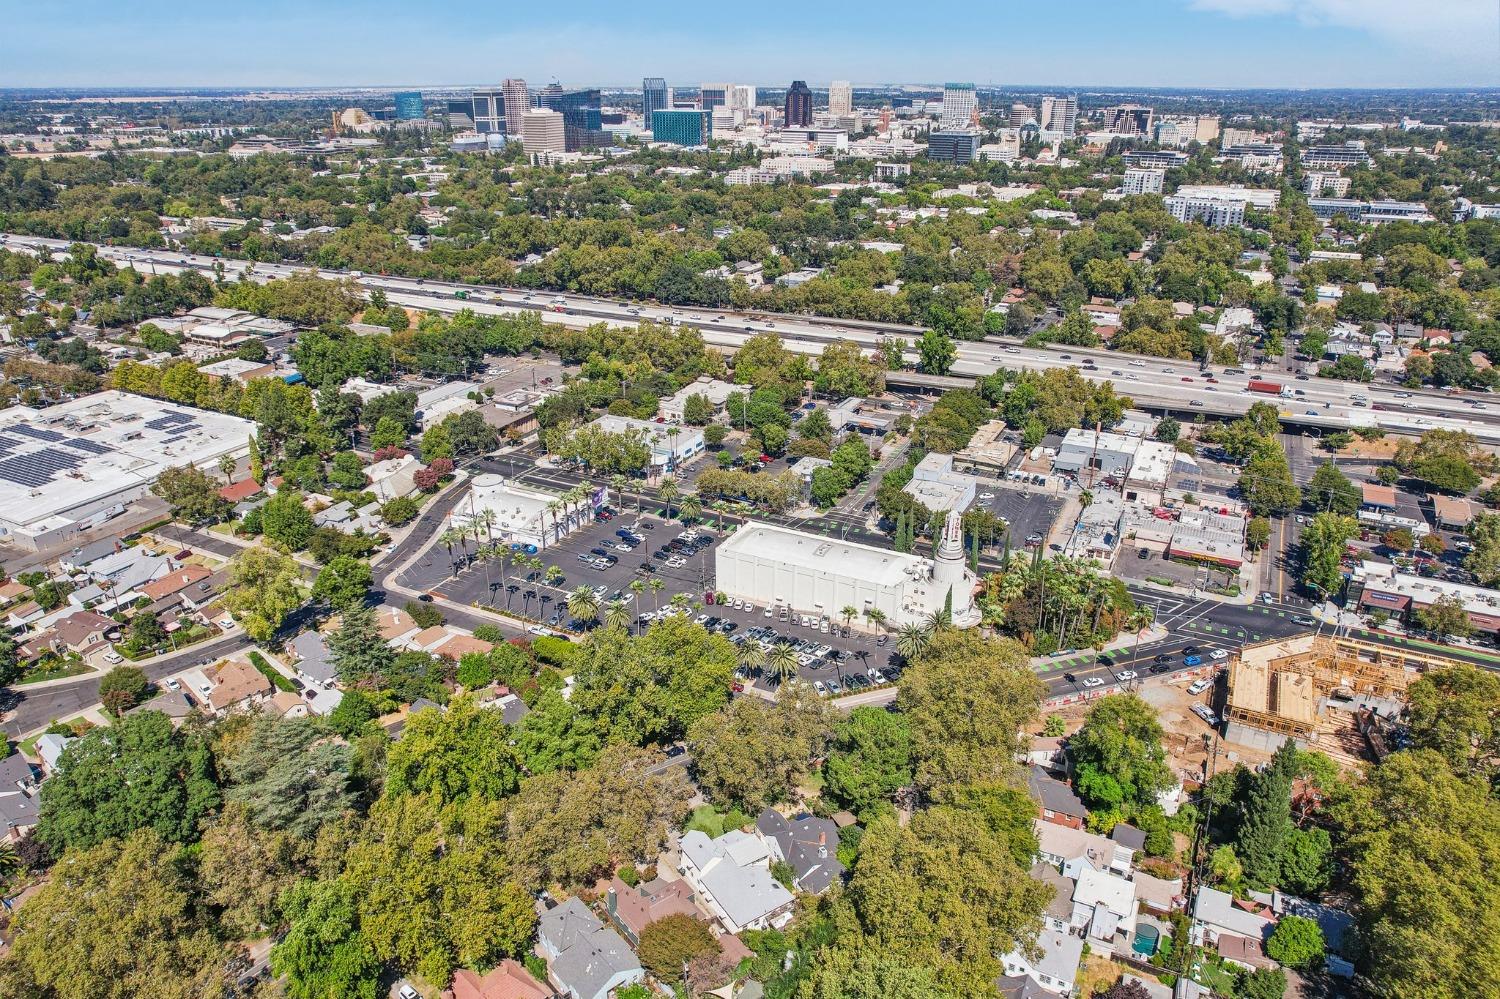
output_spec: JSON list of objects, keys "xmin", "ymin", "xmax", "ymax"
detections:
[
  {"xmin": 1082, "ymin": 677, "xmax": 1106, "ymax": 688},
  {"xmin": 1183, "ymin": 655, "xmax": 1203, "ymax": 667}
]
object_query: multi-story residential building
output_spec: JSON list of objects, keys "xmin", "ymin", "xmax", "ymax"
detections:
[
  {"xmin": 927, "ymin": 130, "xmax": 980, "ymax": 164},
  {"xmin": 520, "ymin": 109, "xmax": 566, "ymax": 158},
  {"xmin": 699, "ymin": 83, "xmax": 729, "ymax": 110},
  {"xmin": 642, "ymin": 77, "xmax": 670, "ymax": 125},
  {"xmin": 501, "ymin": 79, "xmax": 530, "ymax": 135},
  {"xmin": 1165, "ymin": 194, "xmax": 1245, "ymax": 228},
  {"xmin": 471, "ymin": 88, "xmax": 505, "ymax": 134},
  {"xmin": 1175, "ymin": 184, "xmax": 1281, "ymax": 211},
  {"xmin": 1302, "ymin": 141, "xmax": 1371, "ymax": 169},
  {"xmin": 941, "ymin": 82, "xmax": 978, "ymax": 130},
  {"xmin": 828, "ymin": 80, "xmax": 852, "ymax": 117},
  {"xmin": 393, "ymin": 91, "xmax": 424, "ymax": 121},
  {"xmin": 1040, "ymin": 95, "xmax": 1077, "ymax": 137},
  {"xmin": 651, "ymin": 109, "xmax": 711, "ymax": 146},
  {"xmin": 1304, "ymin": 171, "xmax": 1352, "ymax": 197},
  {"xmin": 1007, "ymin": 102, "xmax": 1036, "ymax": 128},
  {"xmin": 1194, "ymin": 115, "xmax": 1221, "ymax": 143},
  {"xmin": 1221, "ymin": 127, "xmax": 1260, "ymax": 148},
  {"xmin": 1105, "ymin": 104, "xmax": 1153, "ymax": 136},
  {"xmin": 783, "ymin": 80, "xmax": 813, "ymax": 127},
  {"xmin": 1122, "ymin": 149, "xmax": 1189, "ymax": 170},
  {"xmin": 1122, "ymin": 168, "xmax": 1165, "ymax": 195}
]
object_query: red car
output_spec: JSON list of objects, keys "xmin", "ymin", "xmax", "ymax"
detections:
[
  {"xmin": 1181, "ymin": 376, "xmax": 1194, "ymax": 382},
  {"xmin": 758, "ymin": 454, "xmax": 773, "ymax": 464}
]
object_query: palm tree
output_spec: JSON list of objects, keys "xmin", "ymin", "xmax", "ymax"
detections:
[
  {"xmin": 568, "ymin": 585, "xmax": 599, "ymax": 627},
  {"xmin": 477, "ymin": 508, "xmax": 497, "ymax": 544},
  {"xmin": 737, "ymin": 640, "xmax": 767, "ymax": 677},
  {"xmin": 679, "ymin": 495, "xmax": 702, "ymax": 525},
  {"xmin": 609, "ymin": 473, "xmax": 628, "ymax": 511},
  {"xmin": 863, "ymin": 607, "xmax": 887, "ymax": 632},
  {"xmin": 649, "ymin": 577, "xmax": 665, "ymax": 611},
  {"xmin": 546, "ymin": 500, "xmax": 563, "ymax": 543},
  {"xmin": 545, "ymin": 564, "xmax": 565, "ymax": 588},
  {"xmin": 766, "ymin": 642, "xmax": 798, "ymax": 686},
  {"xmin": 840, "ymin": 605, "xmax": 858, "ymax": 633},
  {"xmin": 629, "ymin": 578, "xmax": 646, "ymax": 606},
  {"xmin": 438, "ymin": 528, "xmax": 465, "ymax": 575},
  {"xmin": 896, "ymin": 622, "xmax": 932, "ymax": 661},
  {"xmin": 605, "ymin": 599, "xmax": 632, "ymax": 631},
  {"xmin": 659, "ymin": 479, "xmax": 679, "ymax": 520},
  {"xmin": 669, "ymin": 592, "xmax": 690, "ymax": 614},
  {"xmin": 0, "ymin": 842, "xmax": 18, "ymax": 880}
]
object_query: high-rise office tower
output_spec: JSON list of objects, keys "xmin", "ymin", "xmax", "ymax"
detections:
[
  {"xmin": 1008, "ymin": 102, "xmax": 1036, "ymax": 127},
  {"xmin": 1040, "ymin": 95, "xmax": 1077, "ymax": 138},
  {"xmin": 471, "ymin": 88, "xmax": 505, "ymax": 133},
  {"xmin": 784, "ymin": 80, "xmax": 813, "ymax": 128},
  {"xmin": 642, "ymin": 77, "xmax": 670, "ymax": 125},
  {"xmin": 393, "ymin": 91, "xmax": 424, "ymax": 121},
  {"xmin": 520, "ymin": 109, "xmax": 566, "ymax": 157},
  {"xmin": 538, "ymin": 86, "xmax": 606, "ymax": 151},
  {"xmin": 651, "ymin": 109, "xmax": 712, "ymax": 146},
  {"xmin": 941, "ymin": 82, "xmax": 977, "ymax": 130},
  {"xmin": 699, "ymin": 83, "xmax": 730, "ymax": 110},
  {"xmin": 828, "ymin": 80, "xmax": 853, "ymax": 117},
  {"xmin": 501, "ymin": 79, "xmax": 530, "ymax": 135},
  {"xmin": 1106, "ymin": 104, "xmax": 1154, "ymax": 137},
  {"xmin": 728, "ymin": 84, "xmax": 757, "ymax": 112}
]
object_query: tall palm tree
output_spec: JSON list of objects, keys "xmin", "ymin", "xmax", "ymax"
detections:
[
  {"xmin": 545, "ymin": 564, "xmax": 565, "ymax": 588},
  {"xmin": 609, "ymin": 473, "xmax": 628, "ymax": 511},
  {"xmin": 679, "ymin": 495, "xmax": 702, "ymax": 526},
  {"xmin": 649, "ymin": 577, "xmax": 666, "ymax": 611},
  {"xmin": 737, "ymin": 640, "xmax": 767, "ymax": 677},
  {"xmin": 896, "ymin": 622, "xmax": 932, "ymax": 661},
  {"xmin": 629, "ymin": 578, "xmax": 646, "ymax": 606},
  {"xmin": 840, "ymin": 605, "xmax": 858, "ymax": 633},
  {"xmin": 604, "ymin": 599, "xmax": 632, "ymax": 631},
  {"xmin": 863, "ymin": 607, "xmax": 887, "ymax": 632},
  {"xmin": 659, "ymin": 479, "xmax": 679, "ymax": 520},
  {"xmin": 546, "ymin": 500, "xmax": 563, "ymax": 543},
  {"xmin": 477, "ymin": 508, "xmax": 497, "ymax": 544},
  {"xmin": 767, "ymin": 642, "xmax": 798, "ymax": 686},
  {"xmin": 438, "ymin": 528, "xmax": 465, "ymax": 575},
  {"xmin": 568, "ymin": 585, "xmax": 599, "ymax": 627}
]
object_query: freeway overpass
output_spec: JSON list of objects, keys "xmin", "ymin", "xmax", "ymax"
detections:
[{"xmin": 6, "ymin": 233, "xmax": 1499, "ymax": 443}]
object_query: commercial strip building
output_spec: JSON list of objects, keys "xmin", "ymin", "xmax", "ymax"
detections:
[
  {"xmin": 715, "ymin": 513, "xmax": 979, "ymax": 629},
  {"xmin": 1308, "ymin": 198, "xmax": 1436, "ymax": 224},
  {"xmin": 0, "ymin": 392, "xmax": 254, "ymax": 551},
  {"xmin": 588, "ymin": 415, "xmax": 704, "ymax": 472},
  {"xmin": 901, "ymin": 452, "xmax": 979, "ymax": 512},
  {"xmin": 1351, "ymin": 561, "xmax": 1500, "ymax": 637},
  {"xmin": 449, "ymin": 473, "xmax": 604, "ymax": 551}
]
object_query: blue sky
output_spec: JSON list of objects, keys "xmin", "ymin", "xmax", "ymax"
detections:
[{"xmin": 2, "ymin": 0, "xmax": 1495, "ymax": 89}]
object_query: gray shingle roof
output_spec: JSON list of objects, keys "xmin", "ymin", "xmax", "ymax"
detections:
[
  {"xmin": 539, "ymin": 898, "xmax": 642, "ymax": 999},
  {"xmin": 755, "ymin": 809, "xmax": 846, "ymax": 894},
  {"xmin": 1028, "ymin": 765, "xmax": 1089, "ymax": 818}
]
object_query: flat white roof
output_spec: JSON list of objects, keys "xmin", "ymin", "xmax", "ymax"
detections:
[
  {"xmin": 718, "ymin": 521, "xmax": 923, "ymax": 588},
  {"xmin": 0, "ymin": 391, "xmax": 255, "ymax": 531}
]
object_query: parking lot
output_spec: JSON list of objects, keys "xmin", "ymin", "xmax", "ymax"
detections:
[{"xmin": 972, "ymin": 482, "xmax": 1066, "ymax": 548}]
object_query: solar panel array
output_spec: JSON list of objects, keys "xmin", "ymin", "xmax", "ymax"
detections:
[
  {"xmin": 144, "ymin": 411, "xmax": 196, "ymax": 432},
  {"xmin": 63, "ymin": 438, "xmax": 111, "ymax": 456},
  {"xmin": 0, "ymin": 448, "xmax": 82, "ymax": 488},
  {"xmin": 9, "ymin": 424, "xmax": 65, "ymax": 443}
]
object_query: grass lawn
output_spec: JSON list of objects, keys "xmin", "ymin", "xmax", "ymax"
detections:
[
  {"xmin": 18, "ymin": 660, "xmax": 95, "ymax": 684},
  {"xmin": 684, "ymin": 803, "xmax": 754, "ymax": 838}
]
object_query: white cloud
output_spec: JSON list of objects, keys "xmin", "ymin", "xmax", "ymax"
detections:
[{"xmin": 1187, "ymin": 0, "xmax": 1497, "ymax": 65}]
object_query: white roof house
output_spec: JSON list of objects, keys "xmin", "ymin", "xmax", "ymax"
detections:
[
  {"xmin": 1192, "ymin": 886, "xmax": 1275, "ymax": 945},
  {"xmin": 678, "ymin": 829, "xmax": 795, "ymax": 934},
  {"xmin": 661, "ymin": 378, "xmax": 738, "ymax": 422},
  {"xmin": 1002, "ymin": 926, "xmax": 1084, "ymax": 997},
  {"xmin": 1071, "ymin": 867, "xmax": 1138, "ymax": 951}
]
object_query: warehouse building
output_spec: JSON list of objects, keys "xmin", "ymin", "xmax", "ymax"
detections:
[
  {"xmin": 0, "ymin": 392, "xmax": 255, "ymax": 551},
  {"xmin": 715, "ymin": 512, "xmax": 979, "ymax": 629}
]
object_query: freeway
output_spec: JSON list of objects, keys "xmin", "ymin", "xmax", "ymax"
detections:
[{"xmin": 5, "ymin": 233, "xmax": 1500, "ymax": 442}]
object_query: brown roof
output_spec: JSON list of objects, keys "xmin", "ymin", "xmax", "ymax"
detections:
[
  {"xmin": 218, "ymin": 477, "xmax": 263, "ymax": 503},
  {"xmin": 1217, "ymin": 933, "xmax": 1275, "ymax": 969},
  {"xmin": 53, "ymin": 610, "xmax": 116, "ymax": 650},
  {"xmin": 0, "ymin": 581, "xmax": 31, "ymax": 603},
  {"xmin": 206, "ymin": 659, "xmax": 273, "ymax": 711},
  {"xmin": 140, "ymin": 565, "xmax": 212, "ymax": 602},
  {"xmin": 608, "ymin": 876, "xmax": 701, "ymax": 939},
  {"xmin": 1361, "ymin": 483, "xmax": 1397, "ymax": 508},
  {"xmin": 432, "ymin": 634, "xmax": 495, "ymax": 660},
  {"xmin": 376, "ymin": 606, "xmax": 418, "ymax": 641},
  {"xmin": 1431, "ymin": 494, "xmax": 1475, "ymax": 525},
  {"xmin": 412, "ymin": 625, "xmax": 449, "ymax": 649},
  {"xmin": 451, "ymin": 960, "xmax": 553, "ymax": 999}
]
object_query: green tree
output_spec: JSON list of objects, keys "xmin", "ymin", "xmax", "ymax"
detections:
[
  {"xmin": 420, "ymin": 422, "xmax": 455, "ymax": 463},
  {"xmin": 1415, "ymin": 593, "xmax": 1474, "ymax": 642},
  {"xmin": 1246, "ymin": 517, "xmax": 1272, "ymax": 553},
  {"xmin": 1237, "ymin": 741, "xmax": 1296, "ymax": 888},
  {"xmin": 637, "ymin": 913, "xmax": 718, "ymax": 985},
  {"xmin": 1300, "ymin": 512, "xmax": 1358, "ymax": 597},
  {"xmin": 221, "ymin": 715, "xmax": 355, "ymax": 838},
  {"xmin": 682, "ymin": 393, "xmax": 715, "ymax": 425},
  {"xmin": 313, "ymin": 555, "xmax": 373, "ymax": 609},
  {"xmin": 0, "ymin": 829, "xmax": 227, "ymax": 999},
  {"xmin": 823, "ymin": 706, "xmax": 914, "ymax": 818},
  {"xmin": 223, "ymin": 546, "xmax": 305, "ymax": 641},
  {"xmin": 686, "ymin": 685, "xmax": 834, "ymax": 812},
  {"xmin": 272, "ymin": 878, "xmax": 381, "ymax": 999},
  {"xmin": 97, "ymin": 665, "xmax": 149, "ymax": 716},
  {"xmin": 197, "ymin": 803, "xmax": 305, "ymax": 939},
  {"xmin": 259, "ymin": 490, "xmax": 316, "ymax": 550},
  {"xmin": 917, "ymin": 329, "xmax": 957, "ymax": 375},
  {"xmin": 1240, "ymin": 445, "xmax": 1301, "ymax": 517},
  {"xmin": 370, "ymin": 414, "xmax": 408, "ymax": 450},
  {"xmin": 385, "ymin": 695, "xmax": 520, "ymax": 806},
  {"xmin": 1155, "ymin": 416, "xmax": 1181, "ymax": 443},
  {"xmin": 150, "ymin": 464, "xmax": 231, "ymax": 524},
  {"xmin": 36, "ymin": 711, "xmax": 219, "ymax": 852},
  {"xmin": 1406, "ymin": 664, "xmax": 1500, "ymax": 774},
  {"xmin": 1069, "ymin": 694, "xmax": 1174, "ymax": 808},
  {"xmin": 1306, "ymin": 462, "xmax": 1360, "ymax": 515},
  {"xmin": 328, "ymin": 603, "xmax": 397, "ymax": 686}
]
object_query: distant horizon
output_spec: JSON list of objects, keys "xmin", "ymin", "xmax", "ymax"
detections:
[{"xmin": 2, "ymin": 2, "xmax": 1496, "ymax": 91}]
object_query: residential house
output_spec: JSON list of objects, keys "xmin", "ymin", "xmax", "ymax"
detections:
[
  {"xmin": 678, "ymin": 829, "xmax": 796, "ymax": 934},
  {"xmin": 477, "ymin": 684, "xmax": 531, "ymax": 725},
  {"xmin": 366, "ymin": 454, "xmax": 421, "ymax": 502},
  {"xmin": 35, "ymin": 732, "xmax": 75, "ymax": 773},
  {"xmin": 1031, "ymin": 863, "xmax": 1076, "ymax": 932},
  {"xmin": 218, "ymin": 478, "xmax": 264, "ymax": 504},
  {"xmin": 52, "ymin": 610, "xmax": 117, "ymax": 658},
  {"xmin": 1271, "ymin": 891, "xmax": 1353, "ymax": 955},
  {"xmin": 191, "ymin": 658, "xmax": 273, "ymax": 715},
  {"xmin": 537, "ymin": 897, "xmax": 646, "ymax": 999},
  {"xmin": 0, "ymin": 580, "xmax": 32, "ymax": 606},
  {"xmin": 7, "ymin": 601, "xmax": 44, "ymax": 629},
  {"xmin": 451, "ymin": 960, "xmax": 555, "ymax": 999},
  {"xmin": 1110, "ymin": 823, "xmax": 1147, "ymax": 866},
  {"xmin": 289, "ymin": 630, "xmax": 337, "ymax": 687},
  {"xmin": 79, "ymin": 546, "xmax": 179, "ymax": 602},
  {"xmin": 1134, "ymin": 870, "xmax": 1184, "ymax": 915},
  {"xmin": 1034, "ymin": 820, "xmax": 1123, "ymax": 880},
  {"xmin": 1217, "ymin": 934, "xmax": 1275, "ymax": 972},
  {"xmin": 376, "ymin": 605, "xmax": 420, "ymax": 644},
  {"xmin": 605, "ymin": 875, "xmax": 702, "ymax": 946},
  {"xmin": 1071, "ymin": 867, "xmax": 1139, "ymax": 953},
  {"xmin": 1000, "ymin": 925, "xmax": 1084, "ymax": 996},
  {"xmin": 127, "ymin": 689, "xmax": 199, "ymax": 722},
  {"xmin": 1029, "ymin": 765, "xmax": 1089, "ymax": 829},
  {"xmin": 58, "ymin": 538, "xmax": 125, "ymax": 572},
  {"xmin": 1025, "ymin": 735, "xmax": 1066, "ymax": 773},
  {"xmin": 754, "ymin": 809, "xmax": 845, "ymax": 894},
  {"xmin": 139, "ymin": 565, "xmax": 213, "ymax": 605},
  {"xmin": 0, "ymin": 752, "xmax": 39, "ymax": 843},
  {"xmin": 1192, "ymin": 886, "xmax": 1275, "ymax": 947}
]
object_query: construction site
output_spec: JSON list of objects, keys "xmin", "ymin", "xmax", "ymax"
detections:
[{"xmin": 1221, "ymin": 634, "xmax": 1448, "ymax": 765}]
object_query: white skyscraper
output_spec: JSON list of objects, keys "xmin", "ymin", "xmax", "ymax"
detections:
[
  {"xmin": 828, "ymin": 80, "xmax": 853, "ymax": 117},
  {"xmin": 941, "ymin": 82, "xmax": 977, "ymax": 130},
  {"xmin": 727, "ymin": 85, "xmax": 757, "ymax": 112},
  {"xmin": 1040, "ymin": 95, "xmax": 1078, "ymax": 138},
  {"xmin": 520, "ymin": 109, "xmax": 566, "ymax": 158}
]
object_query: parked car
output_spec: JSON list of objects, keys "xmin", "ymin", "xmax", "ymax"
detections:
[
  {"xmin": 1082, "ymin": 677, "xmax": 1105, "ymax": 688},
  {"xmin": 1187, "ymin": 678, "xmax": 1212, "ymax": 695},
  {"xmin": 1115, "ymin": 670, "xmax": 1138, "ymax": 681},
  {"xmin": 1183, "ymin": 655, "xmax": 1203, "ymax": 667}
]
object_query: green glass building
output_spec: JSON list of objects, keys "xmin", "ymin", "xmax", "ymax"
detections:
[{"xmin": 651, "ymin": 109, "xmax": 712, "ymax": 146}]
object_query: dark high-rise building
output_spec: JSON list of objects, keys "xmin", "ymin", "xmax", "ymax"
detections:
[
  {"xmin": 471, "ymin": 88, "xmax": 505, "ymax": 134},
  {"xmin": 393, "ymin": 91, "xmax": 424, "ymax": 121},
  {"xmin": 642, "ymin": 77, "xmax": 670, "ymax": 124},
  {"xmin": 538, "ymin": 85, "xmax": 607, "ymax": 151},
  {"xmin": 927, "ymin": 130, "xmax": 980, "ymax": 164},
  {"xmin": 784, "ymin": 80, "xmax": 813, "ymax": 128}
]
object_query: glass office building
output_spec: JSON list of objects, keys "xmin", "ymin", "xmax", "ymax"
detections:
[
  {"xmin": 393, "ymin": 91, "xmax": 424, "ymax": 121},
  {"xmin": 651, "ymin": 109, "xmax": 712, "ymax": 146},
  {"xmin": 784, "ymin": 80, "xmax": 813, "ymax": 128},
  {"xmin": 643, "ymin": 77, "xmax": 670, "ymax": 124},
  {"xmin": 927, "ymin": 130, "xmax": 980, "ymax": 164},
  {"xmin": 537, "ymin": 86, "xmax": 607, "ymax": 151}
]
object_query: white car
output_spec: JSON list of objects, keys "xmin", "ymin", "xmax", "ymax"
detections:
[
  {"xmin": 526, "ymin": 625, "xmax": 558, "ymax": 637},
  {"xmin": 979, "ymin": 492, "xmax": 995, "ymax": 500},
  {"xmin": 103, "ymin": 651, "xmax": 123, "ymax": 665},
  {"xmin": 813, "ymin": 680, "xmax": 827, "ymax": 695},
  {"xmin": 165, "ymin": 677, "xmax": 182, "ymax": 692},
  {"xmin": 1115, "ymin": 670, "xmax": 1138, "ymax": 681},
  {"xmin": 1209, "ymin": 649, "xmax": 1229, "ymax": 661},
  {"xmin": 763, "ymin": 606, "xmax": 774, "ymax": 617},
  {"xmin": 1187, "ymin": 679, "xmax": 1212, "ymax": 695},
  {"xmin": 745, "ymin": 604, "xmax": 756, "ymax": 615},
  {"xmin": 1082, "ymin": 677, "xmax": 1106, "ymax": 688}
]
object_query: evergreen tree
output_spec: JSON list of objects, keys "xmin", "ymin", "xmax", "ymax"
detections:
[
  {"xmin": 328, "ymin": 605, "xmax": 396, "ymax": 686},
  {"xmin": 1237, "ymin": 740, "xmax": 1297, "ymax": 888}
]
